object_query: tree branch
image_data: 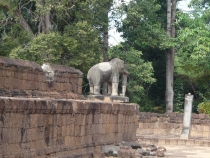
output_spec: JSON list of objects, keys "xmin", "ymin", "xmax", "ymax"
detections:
[{"xmin": 14, "ymin": 10, "xmax": 33, "ymax": 34}]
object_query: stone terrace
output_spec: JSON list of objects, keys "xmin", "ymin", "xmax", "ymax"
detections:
[
  {"xmin": 0, "ymin": 57, "xmax": 139, "ymax": 157},
  {"xmin": 137, "ymin": 112, "xmax": 210, "ymax": 147},
  {"xmin": 0, "ymin": 56, "xmax": 84, "ymax": 99}
]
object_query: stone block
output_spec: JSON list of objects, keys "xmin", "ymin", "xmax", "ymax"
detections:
[
  {"xmin": 2, "ymin": 128, "xmax": 10, "ymax": 143},
  {"xmin": 74, "ymin": 125, "xmax": 81, "ymax": 137},
  {"xmin": 78, "ymin": 78, "xmax": 83, "ymax": 86},
  {"xmin": 150, "ymin": 116, "xmax": 158, "ymax": 122},
  {"xmin": 170, "ymin": 139, "xmax": 178, "ymax": 145},
  {"xmin": 202, "ymin": 132, "xmax": 209, "ymax": 138},
  {"xmin": 67, "ymin": 83, "xmax": 72, "ymax": 92},
  {"xmin": 11, "ymin": 128, "xmax": 22, "ymax": 143},
  {"xmin": 109, "ymin": 124, "xmax": 115, "ymax": 133},
  {"xmin": 138, "ymin": 122, "xmax": 144, "ymax": 129},
  {"xmin": 158, "ymin": 139, "xmax": 166, "ymax": 145},
  {"xmin": 190, "ymin": 130, "xmax": 198, "ymax": 137},
  {"xmin": 193, "ymin": 140, "xmax": 202, "ymax": 146},
  {"xmin": 159, "ymin": 122, "xmax": 167, "ymax": 129},
  {"xmin": 69, "ymin": 123, "xmax": 75, "ymax": 136},
  {"xmin": 202, "ymin": 141, "xmax": 210, "ymax": 147},
  {"xmin": 104, "ymin": 123, "xmax": 111, "ymax": 134},
  {"xmin": 56, "ymin": 137, "xmax": 65, "ymax": 147},
  {"xmin": 186, "ymin": 140, "xmax": 195, "ymax": 146},
  {"xmin": 72, "ymin": 84, "xmax": 77, "ymax": 93},
  {"xmin": 203, "ymin": 125, "xmax": 210, "ymax": 132},
  {"xmin": 165, "ymin": 139, "xmax": 170, "ymax": 145},
  {"xmin": 0, "ymin": 77, "xmax": 4, "ymax": 88},
  {"xmin": 197, "ymin": 125, "xmax": 203, "ymax": 132},
  {"xmin": 143, "ymin": 123, "xmax": 150, "ymax": 129},
  {"xmin": 74, "ymin": 114, "xmax": 84, "ymax": 126},
  {"xmin": 87, "ymin": 95, "xmax": 129, "ymax": 103},
  {"xmin": 199, "ymin": 114, "xmax": 206, "ymax": 119},
  {"xmin": 177, "ymin": 139, "xmax": 186, "ymax": 145},
  {"xmin": 4, "ymin": 77, "xmax": 11, "ymax": 89},
  {"xmin": 82, "ymin": 135, "xmax": 92, "ymax": 145},
  {"xmin": 93, "ymin": 149, "xmax": 105, "ymax": 158},
  {"xmin": 64, "ymin": 136, "xmax": 74, "ymax": 147},
  {"xmin": 85, "ymin": 114, "xmax": 93, "ymax": 125}
]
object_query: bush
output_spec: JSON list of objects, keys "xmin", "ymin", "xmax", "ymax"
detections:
[{"xmin": 198, "ymin": 102, "xmax": 210, "ymax": 115}]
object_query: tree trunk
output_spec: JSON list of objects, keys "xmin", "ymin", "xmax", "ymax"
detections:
[
  {"xmin": 166, "ymin": 0, "xmax": 174, "ymax": 113},
  {"xmin": 103, "ymin": 30, "xmax": 109, "ymax": 62},
  {"xmin": 44, "ymin": 14, "xmax": 52, "ymax": 33},
  {"xmin": 15, "ymin": 10, "xmax": 33, "ymax": 34},
  {"xmin": 102, "ymin": 2, "xmax": 109, "ymax": 95},
  {"xmin": 171, "ymin": 0, "xmax": 176, "ymax": 88},
  {"xmin": 41, "ymin": 14, "xmax": 52, "ymax": 34}
]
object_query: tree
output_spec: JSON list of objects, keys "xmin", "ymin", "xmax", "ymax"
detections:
[
  {"xmin": 165, "ymin": 0, "xmax": 177, "ymax": 113},
  {"xmin": 175, "ymin": 9, "xmax": 210, "ymax": 99},
  {"xmin": 114, "ymin": 0, "xmax": 173, "ymax": 111},
  {"xmin": 0, "ymin": 0, "xmax": 117, "ymax": 76},
  {"xmin": 109, "ymin": 45, "xmax": 156, "ymax": 110},
  {"xmin": 172, "ymin": 0, "xmax": 210, "ymax": 113}
]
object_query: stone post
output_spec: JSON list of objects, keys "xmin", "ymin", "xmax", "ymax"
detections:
[{"xmin": 180, "ymin": 93, "xmax": 194, "ymax": 139}]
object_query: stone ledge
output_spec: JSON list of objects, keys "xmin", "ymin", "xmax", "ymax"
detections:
[
  {"xmin": 87, "ymin": 95, "xmax": 129, "ymax": 103},
  {"xmin": 0, "ymin": 97, "xmax": 138, "ymax": 114},
  {"xmin": 137, "ymin": 135, "xmax": 210, "ymax": 147}
]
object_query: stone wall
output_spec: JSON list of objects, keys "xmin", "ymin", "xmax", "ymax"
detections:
[
  {"xmin": 0, "ymin": 97, "xmax": 138, "ymax": 157},
  {"xmin": 0, "ymin": 57, "xmax": 83, "ymax": 99},
  {"xmin": 137, "ymin": 112, "xmax": 210, "ymax": 139}
]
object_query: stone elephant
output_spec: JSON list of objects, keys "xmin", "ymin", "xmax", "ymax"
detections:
[{"xmin": 87, "ymin": 58, "xmax": 129, "ymax": 96}]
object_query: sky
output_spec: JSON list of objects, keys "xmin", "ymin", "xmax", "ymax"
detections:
[{"xmin": 108, "ymin": 0, "xmax": 192, "ymax": 46}]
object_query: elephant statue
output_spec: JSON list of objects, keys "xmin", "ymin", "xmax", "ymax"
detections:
[{"xmin": 87, "ymin": 58, "xmax": 129, "ymax": 96}]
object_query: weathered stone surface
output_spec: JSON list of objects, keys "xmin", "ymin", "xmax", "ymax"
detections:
[
  {"xmin": 102, "ymin": 145, "xmax": 120, "ymax": 157},
  {"xmin": 93, "ymin": 149, "xmax": 105, "ymax": 158},
  {"xmin": 146, "ymin": 144, "xmax": 157, "ymax": 152},
  {"xmin": 121, "ymin": 141, "xmax": 142, "ymax": 149},
  {"xmin": 87, "ymin": 95, "xmax": 129, "ymax": 103},
  {"xmin": 0, "ymin": 97, "xmax": 139, "ymax": 157},
  {"xmin": 136, "ymin": 149, "xmax": 150, "ymax": 156},
  {"xmin": 118, "ymin": 149, "xmax": 136, "ymax": 158},
  {"xmin": 137, "ymin": 112, "xmax": 210, "ymax": 139},
  {"xmin": 0, "ymin": 57, "xmax": 84, "ymax": 99}
]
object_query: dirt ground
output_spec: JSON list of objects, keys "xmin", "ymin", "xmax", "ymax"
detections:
[{"xmin": 164, "ymin": 145, "xmax": 210, "ymax": 158}]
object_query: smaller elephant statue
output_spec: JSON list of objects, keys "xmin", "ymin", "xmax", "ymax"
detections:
[{"xmin": 87, "ymin": 58, "xmax": 129, "ymax": 96}]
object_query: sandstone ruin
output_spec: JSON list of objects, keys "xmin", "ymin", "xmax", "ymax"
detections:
[{"xmin": 0, "ymin": 57, "xmax": 139, "ymax": 157}]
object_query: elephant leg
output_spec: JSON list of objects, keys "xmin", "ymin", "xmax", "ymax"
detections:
[
  {"xmin": 120, "ymin": 74, "xmax": 127, "ymax": 96},
  {"xmin": 102, "ymin": 82, "xmax": 108, "ymax": 95},
  {"xmin": 111, "ymin": 82, "xmax": 118, "ymax": 96},
  {"xmin": 89, "ymin": 86, "xmax": 94, "ymax": 94},
  {"xmin": 94, "ymin": 86, "xmax": 101, "ymax": 95},
  {"xmin": 88, "ymin": 78, "xmax": 94, "ymax": 94},
  {"xmin": 108, "ymin": 83, "xmax": 112, "ymax": 95},
  {"xmin": 120, "ymin": 85, "xmax": 126, "ymax": 96}
]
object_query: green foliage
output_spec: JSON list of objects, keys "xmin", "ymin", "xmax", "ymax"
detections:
[
  {"xmin": 175, "ymin": 10, "xmax": 210, "ymax": 106},
  {"xmin": 198, "ymin": 102, "xmax": 210, "ymax": 115},
  {"xmin": 115, "ymin": 0, "xmax": 168, "ymax": 112},
  {"xmin": 117, "ymin": 0, "xmax": 172, "ymax": 49},
  {"xmin": 62, "ymin": 21, "xmax": 101, "ymax": 74},
  {"xmin": 109, "ymin": 45, "xmax": 156, "ymax": 109},
  {"xmin": 8, "ymin": 21, "xmax": 101, "ymax": 76},
  {"xmin": 0, "ymin": 24, "xmax": 33, "ymax": 57},
  {"xmin": 173, "ymin": 76, "xmax": 184, "ymax": 112},
  {"xmin": 175, "ymin": 11, "xmax": 210, "ymax": 80}
]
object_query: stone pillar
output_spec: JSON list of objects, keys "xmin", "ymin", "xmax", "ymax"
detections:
[{"xmin": 180, "ymin": 93, "xmax": 194, "ymax": 139}]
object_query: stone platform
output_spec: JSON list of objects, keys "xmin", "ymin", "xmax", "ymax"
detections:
[
  {"xmin": 87, "ymin": 95, "xmax": 129, "ymax": 103},
  {"xmin": 137, "ymin": 134, "xmax": 210, "ymax": 147}
]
